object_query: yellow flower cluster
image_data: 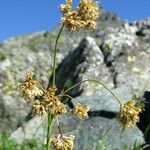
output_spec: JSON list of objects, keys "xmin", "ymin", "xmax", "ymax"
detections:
[
  {"xmin": 32, "ymin": 99, "xmax": 46, "ymax": 116},
  {"xmin": 51, "ymin": 134, "xmax": 75, "ymax": 150},
  {"xmin": 44, "ymin": 87, "xmax": 67, "ymax": 116},
  {"xmin": 117, "ymin": 99, "xmax": 142, "ymax": 128},
  {"xmin": 71, "ymin": 103, "xmax": 90, "ymax": 119},
  {"xmin": 19, "ymin": 72, "xmax": 43, "ymax": 100},
  {"xmin": 20, "ymin": 72, "xmax": 67, "ymax": 116},
  {"xmin": 20, "ymin": 72, "xmax": 90, "ymax": 119},
  {"xmin": 60, "ymin": 0, "xmax": 100, "ymax": 31},
  {"xmin": 32, "ymin": 86, "xmax": 67, "ymax": 116}
]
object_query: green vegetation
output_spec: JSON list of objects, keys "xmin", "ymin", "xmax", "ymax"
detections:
[
  {"xmin": 0, "ymin": 51, "xmax": 6, "ymax": 61},
  {"xmin": 0, "ymin": 133, "xmax": 45, "ymax": 150}
]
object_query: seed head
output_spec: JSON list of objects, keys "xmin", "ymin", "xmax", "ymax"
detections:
[
  {"xmin": 44, "ymin": 87, "xmax": 67, "ymax": 116},
  {"xmin": 51, "ymin": 134, "xmax": 75, "ymax": 150},
  {"xmin": 44, "ymin": 87, "xmax": 59, "ymax": 109},
  {"xmin": 78, "ymin": 0, "xmax": 100, "ymax": 21},
  {"xmin": 32, "ymin": 99, "xmax": 46, "ymax": 116},
  {"xmin": 51, "ymin": 101, "xmax": 67, "ymax": 116},
  {"xmin": 71, "ymin": 103, "xmax": 90, "ymax": 119},
  {"xmin": 60, "ymin": 0, "xmax": 100, "ymax": 31},
  {"xmin": 19, "ymin": 72, "xmax": 43, "ymax": 100},
  {"xmin": 117, "ymin": 99, "xmax": 142, "ymax": 128}
]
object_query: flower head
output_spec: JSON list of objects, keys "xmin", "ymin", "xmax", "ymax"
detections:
[
  {"xmin": 61, "ymin": 10, "xmax": 86, "ymax": 31},
  {"xmin": 20, "ymin": 71, "xmax": 43, "ymax": 100},
  {"xmin": 51, "ymin": 101, "xmax": 67, "ymax": 116},
  {"xmin": 44, "ymin": 87, "xmax": 59, "ymax": 109},
  {"xmin": 43, "ymin": 86, "xmax": 67, "ymax": 116},
  {"xmin": 117, "ymin": 99, "xmax": 142, "ymax": 128},
  {"xmin": 32, "ymin": 99, "xmax": 46, "ymax": 116},
  {"xmin": 71, "ymin": 103, "xmax": 90, "ymax": 119},
  {"xmin": 51, "ymin": 134, "xmax": 75, "ymax": 150},
  {"xmin": 47, "ymin": 86, "xmax": 57, "ymax": 96},
  {"xmin": 78, "ymin": 0, "xmax": 100, "ymax": 20},
  {"xmin": 60, "ymin": 0, "xmax": 100, "ymax": 31}
]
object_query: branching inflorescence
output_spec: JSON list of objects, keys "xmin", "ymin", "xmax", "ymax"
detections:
[{"xmin": 19, "ymin": 0, "xmax": 143, "ymax": 150}]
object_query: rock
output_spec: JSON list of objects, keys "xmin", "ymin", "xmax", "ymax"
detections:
[
  {"xmin": 10, "ymin": 86, "xmax": 145, "ymax": 149},
  {"xmin": 76, "ymin": 117, "xmax": 144, "ymax": 150},
  {"xmin": 97, "ymin": 22, "xmax": 150, "ymax": 96},
  {"xmin": 0, "ymin": 94, "xmax": 32, "ymax": 132},
  {"xmin": 10, "ymin": 115, "xmax": 80, "ymax": 144},
  {"xmin": 0, "ymin": 48, "xmax": 53, "ymax": 132},
  {"xmin": 53, "ymin": 36, "xmax": 114, "ymax": 97}
]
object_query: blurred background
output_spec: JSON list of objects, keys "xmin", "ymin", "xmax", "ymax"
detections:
[{"xmin": 0, "ymin": 0, "xmax": 150, "ymax": 42}]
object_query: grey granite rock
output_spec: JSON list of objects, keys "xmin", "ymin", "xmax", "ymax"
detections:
[
  {"xmin": 0, "ymin": 94, "xmax": 32, "ymax": 132},
  {"xmin": 54, "ymin": 36, "xmax": 114, "ymax": 97},
  {"xmin": 76, "ymin": 117, "xmax": 144, "ymax": 150},
  {"xmin": 97, "ymin": 21, "xmax": 150, "ymax": 96}
]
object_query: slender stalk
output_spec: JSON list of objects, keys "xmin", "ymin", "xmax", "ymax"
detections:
[
  {"xmin": 46, "ymin": 113, "xmax": 50, "ymax": 150},
  {"xmin": 46, "ymin": 24, "xmax": 64, "ymax": 150},
  {"xmin": 37, "ymin": 81, "xmax": 46, "ymax": 92},
  {"xmin": 63, "ymin": 79, "xmax": 123, "ymax": 106},
  {"xmin": 52, "ymin": 24, "xmax": 64, "ymax": 86},
  {"xmin": 46, "ymin": 112, "xmax": 53, "ymax": 150},
  {"xmin": 60, "ymin": 94, "xmax": 79, "ymax": 104}
]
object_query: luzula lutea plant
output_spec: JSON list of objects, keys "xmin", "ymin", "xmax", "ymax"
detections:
[{"xmin": 19, "ymin": 0, "xmax": 142, "ymax": 150}]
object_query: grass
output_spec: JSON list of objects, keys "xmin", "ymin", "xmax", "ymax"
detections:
[{"xmin": 0, "ymin": 132, "xmax": 45, "ymax": 150}]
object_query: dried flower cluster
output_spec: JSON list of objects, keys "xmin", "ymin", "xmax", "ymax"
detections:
[
  {"xmin": 20, "ymin": 71, "xmax": 90, "ymax": 119},
  {"xmin": 19, "ymin": 72, "xmax": 43, "ymax": 100},
  {"xmin": 117, "ymin": 99, "xmax": 142, "ymax": 128},
  {"xmin": 51, "ymin": 134, "xmax": 75, "ymax": 150},
  {"xmin": 32, "ymin": 99, "xmax": 46, "ymax": 115},
  {"xmin": 71, "ymin": 103, "xmax": 90, "ymax": 119},
  {"xmin": 60, "ymin": 0, "xmax": 100, "ymax": 31},
  {"xmin": 44, "ymin": 87, "xmax": 67, "ymax": 116}
]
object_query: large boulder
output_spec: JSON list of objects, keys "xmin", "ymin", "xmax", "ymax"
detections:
[
  {"xmin": 54, "ymin": 36, "xmax": 114, "ymax": 97},
  {"xmin": 96, "ymin": 21, "xmax": 150, "ymax": 96}
]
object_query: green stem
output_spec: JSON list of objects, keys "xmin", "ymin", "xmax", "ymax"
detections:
[
  {"xmin": 46, "ymin": 24, "xmax": 64, "ymax": 150},
  {"xmin": 52, "ymin": 24, "xmax": 64, "ymax": 86},
  {"xmin": 63, "ymin": 79, "xmax": 122, "ymax": 106},
  {"xmin": 46, "ymin": 112, "xmax": 53, "ymax": 150}
]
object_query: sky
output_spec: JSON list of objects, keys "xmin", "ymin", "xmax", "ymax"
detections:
[{"xmin": 0, "ymin": 0, "xmax": 149, "ymax": 43}]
